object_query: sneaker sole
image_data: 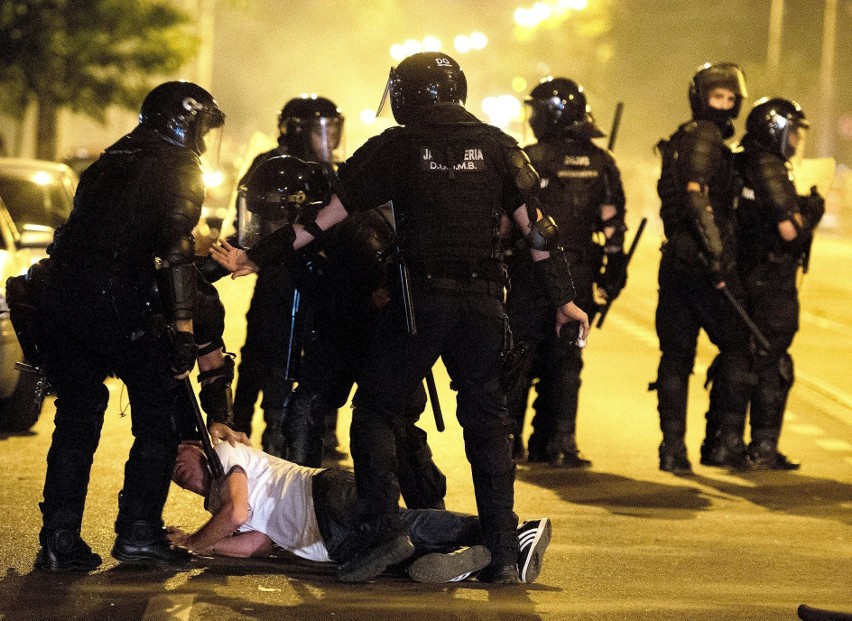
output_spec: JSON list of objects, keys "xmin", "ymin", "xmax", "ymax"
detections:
[
  {"xmin": 408, "ymin": 545, "xmax": 492, "ymax": 583},
  {"xmin": 519, "ymin": 519, "xmax": 551, "ymax": 583},
  {"xmin": 338, "ymin": 536, "xmax": 415, "ymax": 583},
  {"xmin": 111, "ymin": 549, "xmax": 193, "ymax": 567}
]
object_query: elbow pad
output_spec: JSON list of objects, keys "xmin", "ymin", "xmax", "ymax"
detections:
[
  {"xmin": 157, "ymin": 263, "xmax": 198, "ymax": 322},
  {"xmin": 533, "ymin": 251, "xmax": 576, "ymax": 308},
  {"xmin": 526, "ymin": 215, "xmax": 560, "ymax": 250},
  {"xmin": 245, "ymin": 223, "xmax": 297, "ymax": 269}
]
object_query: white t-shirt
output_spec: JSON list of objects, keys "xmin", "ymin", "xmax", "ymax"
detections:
[{"xmin": 211, "ymin": 443, "xmax": 331, "ymax": 562}]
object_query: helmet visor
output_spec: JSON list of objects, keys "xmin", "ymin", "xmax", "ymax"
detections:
[
  {"xmin": 308, "ymin": 116, "xmax": 344, "ymax": 164},
  {"xmin": 375, "ymin": 67, "xmax": 395, "ymax": 121},
  {"xmin": 784, "ymin": 122, "xmax": 809, "ymax": 160},
  {"xmin": 236, "ymin": 187, "xmax": 292, "ymax": 249}
]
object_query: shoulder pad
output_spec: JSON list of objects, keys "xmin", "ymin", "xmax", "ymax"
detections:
[
  {"xmin": 682, "ymin": 119, "xmax": 725, "ymax": 143},
  {"xmin": 523, "ymin": 141, "xmax": 551, "ymax": 163},
  {"xmin": 507, "ymin": 146, "xmax": 540, "ymax": 196},
  {"xmin": 490, "ymin": 128, "xmax": 519, "ymax": 149},
  {"xmin": 675, "ymin": 121, "xmax": 727, "ymax": 186}
]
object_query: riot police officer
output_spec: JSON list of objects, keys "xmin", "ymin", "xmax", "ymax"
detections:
[
  {"xmin": 734, "ymin": 98, "xmax": 824, "ymax": 469},
  {"xmin": 236, "ymin": 155, "xmax": 447, "ymax": 508},
  {"xmin": 653, "ymin": 63, "xmax": 753, "ymax": 473},
  {"xmin": 506, "ymin": 77, "xmax": 627, "ymax": 467},
  {"xmin": 33, "ymin": 81, "xmax": 239, "ymax": 571},
  {"xmin": 230, "ymin": 96, "xmax": 343, "ymax": 455},
  {"xmin": 212, "ymin": 51, "xmax": 589, "ymax": 583}
]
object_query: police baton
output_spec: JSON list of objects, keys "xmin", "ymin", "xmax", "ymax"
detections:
[
  {"xmin": 282, "ymin": 287, "xmax": 302, "ymax": 407},
  {"xmin": 607, "ymin": 101, "xmax": 624, "ymax": 152},
  {"xmin": 595, "ymin": 217, "xmax": 647, "ymax": 328},
  {"xmin": 388, "ymin": 202, "xmax": 445, "ymax": 432},
  {"xmin": 183, "ymin": 377, "xmax": 225, "ymax": 480},
  {"xmin": 717, "ymin": 284, "xmax": 771, "ymax": 353}
]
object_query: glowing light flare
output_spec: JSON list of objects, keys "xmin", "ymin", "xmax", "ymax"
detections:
[
  {"xmin": 422, "ymin": 36, "xmax": 442, "ymax": 51},
  {"xmin": 390, "ymin": 43, "xmax": 407, "ymax": 62},
  {"xmin": 481, "ymin": 95, "xmax": 523, "ymax": 130},
  {"xmin": 202, "ymin": 169, "xmax": 223, "ymax": 189},
  {"xmin": 390, "ymin": 37, "xmax": 443, "ymax": 61},
  {"xmin": 455, "ymin": 31, "xmax": 489, "ymax": 53},
  {"xmin": 30, "ymin": 171, "xmax": 52, "ymax": 186},
  {"xmin": 469, "ymin": 32, "xmax": 488, "ymax": 49},
  {"xmin": 532, "ymin": 2, "xmax": 552, "ymax": 21},
  {"xmin": 515, "ymin": 0, "xmax": 587, "ymax": 28},
  {"xmin": 360, "ymin": 108, "xmax": 378, "ymax": 125},
  {"xmin": 403, "ymin": 39, "xmax": 422, "ymax": 56},
  {"xmin": 512, "ymin": 76, "xmax": 528, "ymax": 93},
  {"xmin": 454, "ymin": 34, "xmax": 472, "ymax": 53}
]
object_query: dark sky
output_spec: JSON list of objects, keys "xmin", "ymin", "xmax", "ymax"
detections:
[{"xmin": 209, "ymin": 0, "xmax": 852, "ymax": 167}]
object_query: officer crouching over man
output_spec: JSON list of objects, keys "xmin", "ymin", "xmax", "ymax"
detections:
[{"xmin": 211, "ymin": 51, "xmax": 589, "ymax": 583}]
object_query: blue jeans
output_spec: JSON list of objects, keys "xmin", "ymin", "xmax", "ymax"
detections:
[{"xmin": 312, "ymin": 469, "xmax": 483, "ymax": 563}]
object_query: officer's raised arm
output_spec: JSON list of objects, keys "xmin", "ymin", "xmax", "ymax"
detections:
[{"xmin": 209, "ymin": 157, "xmax": 346, "ymax": 276}]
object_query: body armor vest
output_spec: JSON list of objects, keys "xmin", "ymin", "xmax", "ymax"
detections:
[
  {"xmin": 50, "ymin": 127, "xmax": 204, "ymax": 290},
  {"xmin": 657, "ymin": 120, "xmax": 738, "ymax": 269},
  {"xmin": 525, "ymin": 138, "xmax": 623, "ymax": 263},
  {"xmin": 395, "ymin": 116, "xmax": 513, "ymax": 282},
  {"xmin": 734, "ymin": 145, "xmax": 801, "ymax": 274},
  {"xmin": 49, "ymin": 126, "xmax": 204, "ymax": 304}
]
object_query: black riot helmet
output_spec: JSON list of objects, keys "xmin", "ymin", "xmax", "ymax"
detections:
[
  {"xmin": 381, "ymin": 51, "xmax": 467, "ymax": 125},
  {"xmin": 688, "ymin": 62, "xmax": 748, "ymax": 137},
  {"xmin": 139, "ymin": 81, "xmax": 225, "ymax": 156},
  {"xmin": 236, "ymin": 155, "xmax": 330, "ymax": 249},
  {"xmin": 278, "ymin": 95, "xmax": 344, "ymax": 164},
  {"xmin": 745, "ymin": 97, "xmax": 809, "ymax": 160},
  {"xmin": 525, "ymin": 77, "xmax": 605, "ymax": 141}
]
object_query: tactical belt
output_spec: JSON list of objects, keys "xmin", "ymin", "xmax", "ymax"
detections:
[{"xmin": 416, "ymin": 276, "xmax": 505, "ymax": 298}]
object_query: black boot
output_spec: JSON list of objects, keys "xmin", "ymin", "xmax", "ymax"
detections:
[
  {"xmin": 659, "ymin": 439, "xmax": 692, "ymax": 474},
  {"xmin": 703, "ymin": 430, "xmax": 750, "ymax": 471},
  {"xmin": 35, "ymin": 530, "xmax": 102, "ymax": 572},
  {"xmin": 548, "ymin": 433, "xmax": 591, "ymax": 468},
  {"xmin": 112, "ymin": 521, "xmax": 193, "ymax": 566},
  {"xmin": 749, "ymin": 440, "xmax": 800, "ymax": 470}
]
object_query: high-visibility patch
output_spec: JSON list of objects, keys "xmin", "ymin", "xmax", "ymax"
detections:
[{"xmin": 420, "ymin": 147, "xmax": 487, "ymax": 172}]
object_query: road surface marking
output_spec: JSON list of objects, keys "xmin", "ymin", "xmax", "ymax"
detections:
[
  {"xmin": 814, "ymin": 438, "xmax": 852, "ymax": 452},
  {"xmin": 786, "ymin": 423, "xmax": 826, "ymax": 436}
]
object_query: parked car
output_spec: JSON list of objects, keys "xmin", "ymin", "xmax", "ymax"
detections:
[{"xmin": 0, "ymin": 158, "xmax": 77, "ymax": 432}]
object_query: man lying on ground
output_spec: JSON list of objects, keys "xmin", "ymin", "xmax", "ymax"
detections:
[{"xmin": 168, "ymin": 441, "xmax": 551, "ymax": 583}]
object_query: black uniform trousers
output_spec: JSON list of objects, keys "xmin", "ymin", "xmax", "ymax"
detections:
[
  {"xmin": 740, "ymin": 256, "xmax": 800, "ymax": 444},
  {"xmin": 38, "ymin": 278, "xmax": 183, "ymax": 541},
  {"xmin": 654, "ymin": 247, "xmax": 751, "ymax": 441},
  {"xmin": 288, "ymin": 293, "xmax": 446, "ymax": 510},
  {"xmin": 231, "ymin": 263, "xmax": 294, "ymax": 435},
  {"xmin": 349, "ymin": 284, "xmax": 519, "ymax": 566},
  {"xmin": 524, "ymin": 261, "xmax": 595, "ymax": 453}
]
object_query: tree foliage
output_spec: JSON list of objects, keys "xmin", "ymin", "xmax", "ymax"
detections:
[{"xmin": 0, "ymin": 0, "xmax": 200, "ymax": 158}]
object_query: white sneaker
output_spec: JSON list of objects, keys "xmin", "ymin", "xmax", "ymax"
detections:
[{"xmin": 517, "ymin": 518, "xmax": 551, "ymax": 583}]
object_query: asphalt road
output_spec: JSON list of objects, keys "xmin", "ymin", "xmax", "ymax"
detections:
[{"xmin": 0, "ymin": 225, "xmax": 849, "ymax": 621}]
